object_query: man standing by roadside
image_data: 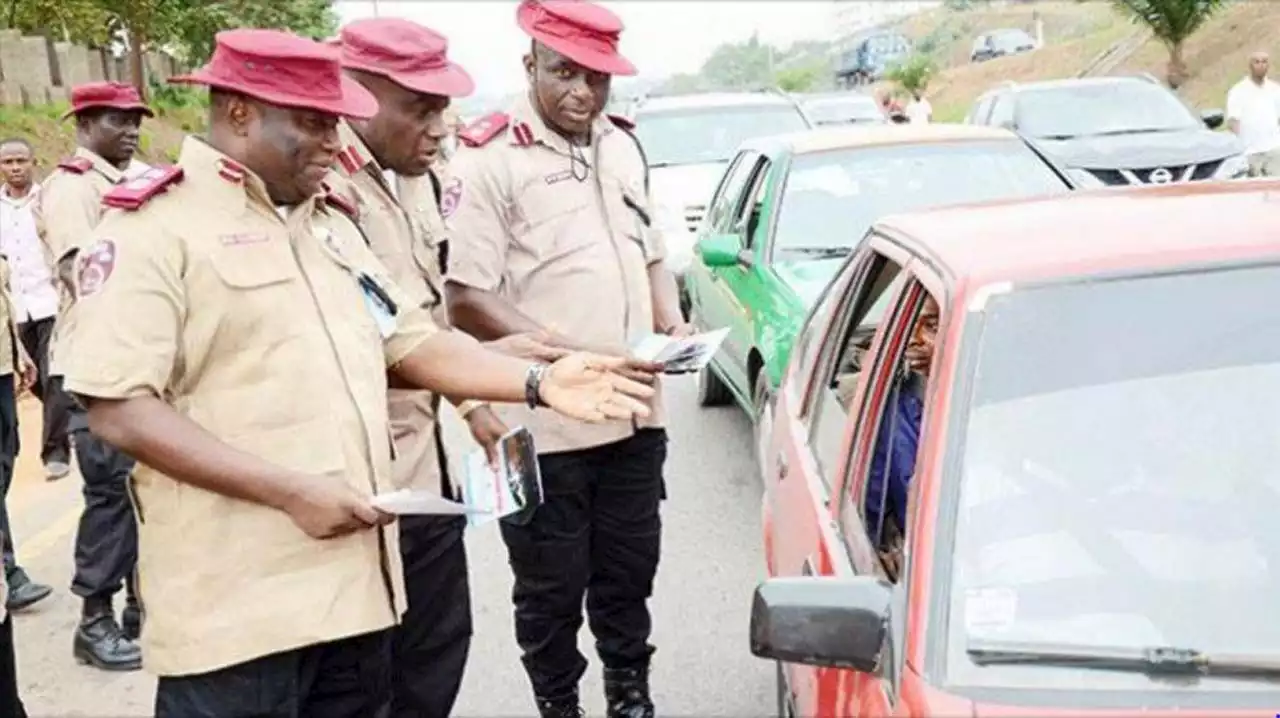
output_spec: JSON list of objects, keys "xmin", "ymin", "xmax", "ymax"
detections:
[
  {"xmin": 34, "ymin": 81, "xmax": 149, "ymax": 671},
  {"xmin": 0, "ymin": 138, "xmax": 74, "ymax": 483},
  {"xmin": 0, "ymin": 159, "xmax": 49, "ymax": 612},
  {"xmin": 330, "ymin": 19, "xmax": 574, "ymax": 717},
  {"xmin": 1226, "ymin": 51, "xmax": 1280, "ymax": 177},
  {"xmin": 447, "ymin": 2, "xmax": 690, "ymax": 716}
]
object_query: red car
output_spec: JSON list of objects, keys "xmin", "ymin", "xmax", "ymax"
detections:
[{"xmin": 750, "ymin": 178, "xmax": 1280, "ymax": 717}]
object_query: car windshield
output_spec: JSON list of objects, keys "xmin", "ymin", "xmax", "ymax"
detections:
[
  {"xmin": 943, "ymin": 264, "xmax": 1280, "ymax": 694},
  {"xmin": 772, "ymin": 140, "xmax": 1068, "ymax": 256},
  {"xmin": 991, "ymin": 29, "xmax": 1033, "ymax": 51},
  {"xmin": 1016, "ymin": 82, "xmax": 1199, "ymax": 139},
  {"xmin": 633, "ymin": 105, "xmax": 809, "ymax": 167},
  {"xmin": 804, "ymin": 97, "xmax": 884, "ymax": 125}
]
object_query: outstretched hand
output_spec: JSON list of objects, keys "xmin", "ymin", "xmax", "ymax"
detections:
[{"xmin": 540, "ymin": 353, "xmax": 657, "ymax": 422}]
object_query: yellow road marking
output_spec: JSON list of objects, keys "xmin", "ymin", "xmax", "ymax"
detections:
[{"xmin": 14, "ymin": 503, "xmax": 82, "ymax": 563}]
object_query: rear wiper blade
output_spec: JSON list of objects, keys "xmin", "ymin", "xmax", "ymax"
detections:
[
  {"xmin": 967, "ymin": 638, "xmax": 1280, "ymax": 679},
  {"xmin": 781, "ymin": 246, "xmax": 851, "ymax": 258}
]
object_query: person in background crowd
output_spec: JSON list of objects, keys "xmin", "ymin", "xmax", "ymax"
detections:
[
  {"xmin": 0, "ymin": 176, "xmax": 47, "ymax": 611},
  {"xmin": 1226, "ymin": 50, "xmax": 1280, "ymax": 177},
  {"xmin": 0, "ymin": 137, "xmax": 75, "ymax": 485},
  {"xmin": 60, "ymin": 28, "xmax": 654, "ymax": 718},
  {"xmin": 446, "ymin": 2, "xmax": 689, "ymax": 716},
  {"xmin": 34, "ymin": 81, "xmax": 150, "ymax": 671},
  {"xmin": 330, "ymin": 18, "xmax": 573, "ymax": 718}
]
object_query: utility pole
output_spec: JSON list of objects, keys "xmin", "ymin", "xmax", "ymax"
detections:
[{"xmin": 372, "ymin": 0, "xmax": 381, "ymax": 18}]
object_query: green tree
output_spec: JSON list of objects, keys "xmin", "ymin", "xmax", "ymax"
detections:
[
  {"xmin": 699, "ymin": 33, "xmax": 777, "ymax": 90},
  {"xmin": 1110, "ymin": 0, "xmax": 1228, "ymax": 89},
  {"xmin": 885, "ymin": 53, "xmax": 936, "ymax": 97},
  {"xmin": 775, "ymin": 62, "xmax": 822, "ymax": 93},
  {"xmin": 4, "ymin": 0, "xmax": 111, "ymax": 44},
  {"xmin": 172, "ymin": 0, "xmax": 338, "ymax": 66}
]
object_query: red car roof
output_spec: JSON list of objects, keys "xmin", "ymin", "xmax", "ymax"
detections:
[{"xmin": 874, "ymin": 178, "xmax": 1280, "ymax": 285}]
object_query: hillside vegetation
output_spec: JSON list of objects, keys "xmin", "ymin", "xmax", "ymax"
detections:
[{"xmin": 898, "ymin": 1, "xmax": 1280, "ymax": 121}]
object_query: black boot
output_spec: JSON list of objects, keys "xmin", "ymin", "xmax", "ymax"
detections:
[
  {"xmin": 536, "ymin": 694, "xmax": 585, "ymax": 718},
  {"xmin": 604, "ymin": 667, "xmax": 655, "ymax": 718},
  {"xmin": 4, "ymin": 568, "xmax": 52, "ymax": 611},
  {"xmin": 73, "ymin": 599, "xmax": 142, "ymax": 672}
]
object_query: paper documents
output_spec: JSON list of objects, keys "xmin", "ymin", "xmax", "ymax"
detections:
[
  {"xmin": 371, "ymin": 489, "xmax": 491, "ymax": 516},
  {"xmin": 460, "ymin": 426, "xmax": 544, "ymax": 527},
  {"xmin": 631, "ymin": 327, "xmax": 729, "ymax": 374}
]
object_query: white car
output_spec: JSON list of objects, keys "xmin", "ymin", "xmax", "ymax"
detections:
[{"xmin": 629, "ymin": 91, "xmax": 813, "ymax": 308}]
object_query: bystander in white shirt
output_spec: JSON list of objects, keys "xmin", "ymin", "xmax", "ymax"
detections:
[
  {"xmin": 0, "ymin": 183, "xmax": 59, "ymax": 323},
  {"xmin": 906, "ymin": 97, "xmax": 932, "ymax": 125},
  {"xmin": 1226, "ymin": 59, "xmax": 1280, "ymax": 176}
]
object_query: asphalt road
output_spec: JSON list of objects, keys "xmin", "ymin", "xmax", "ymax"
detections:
[{"xmin": 8, "ymin": 374, "xmax": 775, "ymax": 716}]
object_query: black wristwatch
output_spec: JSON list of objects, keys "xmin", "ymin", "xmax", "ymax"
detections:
[{"xmin": 525, "ymin": 362, "xmax": 550, "ymax": 409}]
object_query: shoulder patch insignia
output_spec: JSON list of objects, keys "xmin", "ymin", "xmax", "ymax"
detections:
[
  {"xmin": 102, "ymin": 166, "xmax": 184, "ymax": 211},
  {"xmin": 607, "ymin": 113, "xmax": 635, "ymax": 131},
  {"xmin": 57, "ymin": 156, "xmax": 93, "ymax": 174},
  {"xmin": 322, "ymin": 184, "xmax": 360, "ymax": 221},
  {"xmin": 458, "ymin": 112, "xmax": 510, "ymax": 148},
  {"xmin": 439, "ymin": 177, "xmax": 463, "ymax": 219},
  {"xmin": 76, "ymin": 239, "xmax": 117, "ymax": 298}
]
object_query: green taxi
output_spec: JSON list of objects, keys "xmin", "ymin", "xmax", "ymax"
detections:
[{"xmin": 684, "ymin": 123, "xmax": 1076, "ymax": 448}]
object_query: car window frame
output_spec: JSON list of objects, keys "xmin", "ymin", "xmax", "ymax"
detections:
[
  {"xmin": 703, "ymin": 150, "xmax": 760, "ymax": 235},
  {"xmin": 729, "ymin": 156, "xmax": 776, "ymax": 251},
  {"xmin": 987, "ymin": 92, "xmax": 1015, "ymax": 129}
]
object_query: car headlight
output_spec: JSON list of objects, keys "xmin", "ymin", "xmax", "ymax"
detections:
[
  {"xmin": 1213, "ymin": 153, "xmax": 1249, "ymax": 180},
  {"xmin": 655, "ymin": 204, "xmax": 695, "ymax": 275},
  {"xmin": 1066, "ymin": 167, "xmax": 1105, "ymax": 189}
]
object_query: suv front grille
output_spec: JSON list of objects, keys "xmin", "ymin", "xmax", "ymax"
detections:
[{"xmin": 1085, "ymin": 161, "xmax": 1221, "ymax": 186}]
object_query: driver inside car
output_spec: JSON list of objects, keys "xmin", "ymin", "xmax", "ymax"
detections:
[{"xmin": 864, "ymin": 294, "xmax": 938, "ymax": 578}]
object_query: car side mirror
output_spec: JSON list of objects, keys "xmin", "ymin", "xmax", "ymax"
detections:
[
  {"xmin": 698, "ymin": 233, "xmax": 746, "ymax": 268},
  {"xmin": 1201, "ymin": 108, "xmax": 1225, "ymax": 130},
  {"xmin": 749, "ymin": 576, "xmax": 892, "ymax": 672}
]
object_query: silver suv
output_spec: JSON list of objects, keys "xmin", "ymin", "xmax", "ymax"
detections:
[
  {"xmin": 628, "ymin": 91, "xmax": 812, "ymax": 286},
  {"xmin": 966, "ymin": 76, "xmax": 1247, "ymax": 187}
]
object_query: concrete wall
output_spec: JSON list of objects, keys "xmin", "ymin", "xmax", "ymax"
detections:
[{"xmin": 0, "ymin": 29, "xmax": 183, "ymax": 107}]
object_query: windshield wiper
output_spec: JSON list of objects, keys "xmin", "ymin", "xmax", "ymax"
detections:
[
  {"xmin": 1035, "ymin": 133, "xmax": 1079, "ymax": 140},
  {"xmin": 781, "ymin": 246, "xmax": 851, "ymax": 259},
  {"xmin": 649, "ymin": 159, "xmax": 732, "ymax": 169},
  {"xmin": 967, "ymin": 638, "xmax": 1280, "ymax": 680}
]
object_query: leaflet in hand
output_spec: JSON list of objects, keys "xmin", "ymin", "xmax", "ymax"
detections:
[
  {"xmin": 631, "ymin": 327, "xmax": 729, "ymax": 374},
  {"xmin": 370, "ymin": 489, "xmax": 491, "ymax": 516},
  {"xmin": 460, "ymin": 426, "xmax": 544, "ymax": 528}
]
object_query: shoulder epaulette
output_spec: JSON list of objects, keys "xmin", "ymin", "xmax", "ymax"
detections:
[
  {"xmin": 57, "ymin": 156, "xmax": 93, "ymax": 174},
  {"xmin": 458, "ymin": 112, "xmax": 510, "ymax": 148},
  {"xmin": 322, "ymin": 183, "xmax": 359, "ymax": 221},
  {"xmin": 607, "ymin": 113, "xmax": 635, "ymax": 131},
  {"xmin": 101, "ymin": 165, "xmax": 184, "ymax": 211}
]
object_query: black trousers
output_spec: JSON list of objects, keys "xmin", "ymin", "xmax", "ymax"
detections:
[
  {"xmin": 0, "ymin": 376, "xmax": 19, "ymax": 575},
  {"xmin": 155, "ymin": 629, "xmax": 393, "ymax": 718},
  {"xmin": 59, "ymin": 378, "xmax": 139, "ymax": 604},
  {"xmin": 0, "ymin": 614, "xmax": 26, "ymax": 718},
  {"xmin": 17, "ymin": 318, "xmax": 71, "ymax": 467},
  {"xmin": 500, "ymin": 428, "xmax": 666, "ymax": 702},
  {"xmin": 391, "ymin": 514, "xmax": 472, "ymax": 718}
]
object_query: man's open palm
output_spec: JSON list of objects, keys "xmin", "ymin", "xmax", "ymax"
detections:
[{"xmin": 541, "ymin": 353, "xmax": 656, "ymax": 422}]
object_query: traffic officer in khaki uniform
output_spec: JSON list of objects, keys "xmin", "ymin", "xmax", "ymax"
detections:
[
  {"xmin": 59, "ymin": 28, "xmax": 654, "ymax": 718},
  {"xmin": 0, "ymin": 257, "xmax": 43, "ymax": 615},
  {"xmin": 330, "ymin": 19, "xmax": 572, "ymax": 718},
  {"xmin": 33, "ymin": 80, "xmax": 149, "ymax": 671},
  {"xmin": 446, "ymin": 2, "xmax": 689, "ymax": 716}
]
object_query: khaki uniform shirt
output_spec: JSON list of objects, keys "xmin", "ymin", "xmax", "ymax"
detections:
[
  {"xmin": 33, "ymin": 148, "xmax": 125, "ymax": 378},
  {"xmin": 60, "ymin": 136, "xmax": 439, "ymax": 677},
  {"xmin": 0, "ymin": 259, "xmax": 22, "ymax": 377},
  {"xmin": 330, "ymin": 121, "xmax": 456, "ymax": 495},
  {"xmin": 446, "ymin": 96, "xmax": 666, "ymax": 454}
]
